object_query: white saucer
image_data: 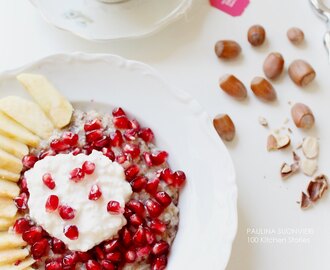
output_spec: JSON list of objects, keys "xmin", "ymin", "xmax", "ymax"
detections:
[{"xmin": 29, "ymin": 0, "xmax": 192, "ymax": 41}]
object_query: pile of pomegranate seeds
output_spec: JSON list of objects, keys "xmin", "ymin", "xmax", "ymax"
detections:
[{"xmin": 16, "ymin": 107, "xmax": 186, "ymax": 269}]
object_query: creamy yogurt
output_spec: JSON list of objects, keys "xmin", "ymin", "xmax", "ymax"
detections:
[{"xmin": 25, "ymin": 150, "xmax": 132, "ymax": 251}]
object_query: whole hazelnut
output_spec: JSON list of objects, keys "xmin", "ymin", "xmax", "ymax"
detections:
[
  {"xmin": 219, "ymin": 74, "xmax": 247, "ymax": 100},
  {"xmin": 247, "ymin": 25, "xmax": 266, "ymax": 46},
  {"xmin": 215, "ymin": 40, "xmax": 242, "ymax": 59},
  {"xmin": 263, "ymin": 52, "xmax": 285, "ymax": 80},
  {"xmin": 213, "ymin": 114, "xmax": 236, "ymax": 142},
  {"xmin": 287, "ymin": 27, "xmax": 304, "ymax": 45},
  {"xmin": 288, "ymin": 60, "xmax": 316, "ymax": 87}
]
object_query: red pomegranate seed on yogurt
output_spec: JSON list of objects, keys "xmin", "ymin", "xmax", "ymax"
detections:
[
  {"xmin": 45, "ymin": 261, "xmax": 63, "ymax": 270},
  {"xmin": 145, "ymin": 227, "xmax": 156, "ymax": 245},
  {"xmin": 126, "ymin": 199, "xmax": 145, "ymax": 216},
  {"xmin": 133, "ymin": 226, "xmax": 146, "ymax": 246},
  {"xmin": 152, "ymin": 241, "xmax": 170, "ymax": 256},
  {"xmin": 72, "ymin": 147, "xmax": 81, "ymax": 156},
  {"xmin": 31, "ymin": 238, "xmax": 49, "ymax": 259},
  {"xmin": 152, "ymin": 256, "xmax": 167, "ymax": 270},
  {"xmin": 59, "ymin": 205, "xmax": 75, "ymax": 220},
  {"xmin": 77, "ymin": 251, "xmax": 91, "ymax": 262},
  {"xmin": 155, "ymin": 191, "xmax": 172, "ymax": 207},
  {"xmin": 150, "ymin": 151, "xmax": 168, "ymax": 166},
  {"xmin": 62, "ymin": 132, "xmax": 79, "ymax": 146},
  {"xmin": 22, "ymin": 154, "xmax": 38, "ymax": 169},
  {"xmin": 89, "ymin": 184, "xmax": 102, "ymax": 201},
  {"xmin": 109, "ymin": 130, "xmax": 123, "ymax": 147},
  {"xmin": 138, "ymin": 128, "xmax": 154, "ymax": 143},
  {"xmin": 121, "ymin": 228, "xmax": 132, "ymax": 247},
  {"xmin": 42, "ymin": 173, "xmax": 56, "ymax": 190},
  {"xmin": 82, "ymin": 161, "xmax": 96, "ymax": 175},
  {"xmin": 123, "ymin": 129, "xmax": 137, "ymax": 141},
  {"xmin": 103, "ymin": 239, "xmax": 120, "ymax": 254},
  {"xmin": 159, "ymin": 168, "xmax": 175, "ymax": 185},
  {"xmin": 63, "ymin": 252, "xmax": 79, "ymax": 267},
  {"xmin": 84, "ymin": 119, "xmax": 103, "ymax": 132},
  {"xmin": 137, "ymin": 246, "xmax": 151, "ymax": 259},
  {"xmin": 86, "ymin": 259, "xmax": 102, "ymax": 270},
  {"xmin": 70, "ymin": 168, "xmax": 85, "ymax": 182},
  {"xmin": 64, "ymin": 225, "xmax": 79, "ymax": 240},
  {"xmin": 14, "ymin": 193, "xmax": 28, "ymax": 210},
  {"xmin": 50, "ymin": 139, "xmax": 70, "ymax": 152},
  {"xmin": 125, "ymin": 164, "xmax": 140, "ymax": 180},
  {"xmin": 130, "ymin": 119, "xmax": 140, "ymax": 130},
  {"xmin": 173, "ymin": 170, "xmax": 186, "ymax": 187},
  {"xmin": 115, "ymin": 153, "xmax": 127, "ymax": 164},
  {"xmin": 123, "ymin": 143, "xmax": 140, "ymax": 159},
  {"xmin": 94, "ymin": 246, "xmax": 105, "ymax": 260},
  {"xmin": 145, "ymin": 199, "xmax": 163, "ymax": 218},
  {"xmin": 51, "ymin": 238, "xmax": 66, "ymax": 254},
  {"xmin": 150, "ymin": 219, "xmax": 166, "ymax": 234},
  {"xmin": 142, "ymin": 152, "xmax": 153, "ymax": 166},
  {"xmin": 101, "ymin": 260, "xmax": 115, "ymax": 270},
  {"xmin": 129, "ymin": 214, "xmax": 144, "ymax": 227},
  {"xmin": 113, "ymin": 116, "xmax": 131, "ymax": 129},
  {"xmin": 130, "ymin": 176, "xmax": 147, "ymax": 192},
  {"xmin": 86, "ymin": 130, "xmax": 103, "ymax": 143},
  {"xmin": 22, "ymin": 226, "xmax": 43, "ymax": 245},
  {"xmin": 93, "ymin": 136, "xmax": 110, "ymax": 148},
  {"xmin": 112, "ymin": 107, "xmax": 126, "ymax": 117},
  {"xmin": 145, "ymin": 178, "xmax": 160, "ymax": 195},
  {"xmin": 102, "ymin": 147, "xmax": 115, "ymax": 161},
  {"xmin": 13, "ymin": 218, "xmax": 31, "ymax": 234},
  {"xmin": 107, "ymin": 201, "xmax": 123, "ymax": 214},
  {"xmin": 105, "ymin": 252, "xmax": 122, "ymax": 263},
  {"xmin": 20, "ymin": 177, "xmax": 28, "ymax": 193},
  {"xmin": 125, "ymin": 249, "xmax": 137, "ymax": 263},
  {"xmin": 39, "ymin": 149, "xmax": 56, "ymax": 159},
  {"xmin": 45, "ymin": 195, "xmax": 59, "ymax": 212}
]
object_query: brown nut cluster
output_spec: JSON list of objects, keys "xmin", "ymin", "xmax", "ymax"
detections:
[
  {"xmin": 213, "ymin": 114, "xmax": 236, "ymax": 142},
  {"xmin": 263, "ymin": 52, "xmax": 285, "ymax": 80},
  {"xmin": 214, "ymin": 40, "xmax": 241, "ymax": 59},
  {"xmin": 247, "ymin": 25, "xmax": 266, "ymax": 47}
]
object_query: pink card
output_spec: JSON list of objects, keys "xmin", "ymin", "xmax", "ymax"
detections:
[{"xmin": 210, "ymin": 0, "xmax": 250, "ymax": 17}]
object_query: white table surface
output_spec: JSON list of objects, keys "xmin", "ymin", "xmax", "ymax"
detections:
[{"xmin": 0, "ymin": 0, "xmax": 329, "ymax": 269}]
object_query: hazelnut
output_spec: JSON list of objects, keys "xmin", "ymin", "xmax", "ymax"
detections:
[
  {"xmin": 214, "ymin": 40, "xmax": 242, "ymax": 59},
  {"xmin": 250, "ymin": 77, "xmax": 277, "ymax": 102},
  {"xmin": 288, "ymin": 60, "xmax": 316, "ymax": 87},
  {"xmin": 213, "ymin": 114, "xmax": 236, "ymax": 142},
  {"xmin": 219, "ymin": 74, "xmax": 247, "ymax": 100},
  {"xmin": 291, "ymin": 103, "xmax": 315, "ymax": 129},
  {"xmin": 247, "ymin": 25, "xmax": 266, "ymax": 46},
  {"xmin": 287, "ymin": 27, "xmax": 304, "ymax": 45},
  {"xmin": 263, "ymin": 52, "xmax": 285, "ymax": 80}
]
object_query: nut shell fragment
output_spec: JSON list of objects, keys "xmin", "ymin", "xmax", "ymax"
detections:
[
  {"xmin": 307, "ymin": 175, "xmax": 328, "ymax": 202},
  {"xmin": 301, "ymin": 159, "xmax": 317, "ymax": 176},
  {"xmin": 213, "ymin": 114, "xmax": 236, "ymax": 142},
  {"xmin": 302, "ymin": 136, "xmax": 319, "ymax": 159},
  {"xmin": 301, "ymin": 192, "xmax": 312, "ymax": 209},
  {"xmin": 219, "ymin": 74, "xmax": 247, "ymax": 100},
  {"xmin": 291, "ymin": 103, "xmax": 315, "ymax": 129}
]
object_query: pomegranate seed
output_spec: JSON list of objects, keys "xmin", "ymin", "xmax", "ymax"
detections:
[
  {"xmin": 145, "ymin": 178, "xmax": 160, "ymax": 195},
  {"xmin": 124, "ymin": 207, "xmax": 133, "ymax": 219},
  {"xmin": 50, "ymin": 139, "xmax": 70, "ymax": 152},
  {"xmin": 14, "ymin": 193, "xmax": 28, "ymax": 210},
  {"xmin": 123, "ymin": 129, "xmax": 137, "ymax": 141},
  {"xmin": 130, "ymin": 176, "xmax": 147, "ymax": 192},
  {"xmin": 45, "ymin": 195, "xmax": 59, "ymax": 212},
  {"xmin": 125, "ymin": 164, "xmax": 140, "ymax": 181},
  {"xmin": 103, "ymin": 239, "xmax": 120, "ymax": 254},
  {"xmin": 173, "ymin": 170, "xmax": 186, "ymax": 187},
  {"xmin": 76, "ymin": 251, "xmax": 91, "ymax": 262},
  {"xmin": 13, "ymin": 218, "xmax": 30, "ymax": 234},
  {"xmin": 20, "ymin": 177, "xmax": 28, "ymax": 193},
  {"xmin": 154, "ymin": 191, "xmax": 172, "ymax": 207},
  {"xmin": 83, "ymin": 145, "xmax": 93, "ymax": 155},
  {"xmin": 84, "ymin": 119, "xmax": 102, "ymax": 132},
  {"xmin": 59, "ymin": 205, "xmax": 75, "ymax": 220},
  {"xmin": 94, "ymin": 246, "xmax": 105, "ymax": 260},
  {"xmin": 63, "ymin": 252, "xmax": 78, "ymax": 267},
  {"xmin": 89, "ymin": 185, "xmax": 102, "ymax": 201},
  {"xmin": 112, "ymin": 107, "xmax": 126, "ymax": 117},
  {"xmin": 93, "ymin": 136, "xmax": 110, "ymax": 149},
  {"xmin": 42, "ymin": 173, "xmax": 56, "ymax": 190},
  {"xmin": 105, "ymin": 252, "xmax": 122, "ymax": 262},
  {"xmin": 62, "ymin": 132, "xmax": 79, "ymax": 146},
  {"xmin": 142, "ymin": 152, "xmax": 153, "ymax": 166},
  {"xmin": 70, "ymin": 168, "xmax": 85, "ymax": 182},
  {"xmin": 22, "ymin": 154, "xmax": 38, "ymax": 169},
  {"xmin": 121, "ymin": 228, "xmax": 131, "ymax": 247},
  {"xmin": 82, "ymin": 161, "xmax": 96, "ymax": 175},
  {"xmin": 159, "ymin": 168, "xmax": 174, "ymax": 185},
  {"xmin": 133, "ymin": 226, "xmax": 146, "ymax": 246},
  {"xmin": 102, "ymin": 147, "xmax": 115, "ymax": 161},
  {"xmin": 150, "ymin": 151, "xmax": 168, "ymax": 166},
  {"xmin": 45, "ymin": 261, "xmax": 63, "ymax": 270},
  {"xmin": 113, "ymin": 116, "xmax": 131, "ymax": 129},
  {"xmin": 145, "ymin": 228, "xmax": 156, "ymax": 245},
  {"xmin": 123, "ymin": 143, "xmax": 140, "ymax": 159},
  {"xmin": 152, "ymin": 256, "xmax": 167, "ymax": 270},
  {"xmin": 149, "ymin": 219, "xmax": 166, "ymax": 234},
  {"xmin": 125, "ymin": 249, "xmax": 137, "ymax": 263},
  {"xmin": 109, "ymin": 130, "xmax": 123, "ymax": 147},
  {"xmin": 72, "ymin": 147, "xmax": 81, "ymax": 156},
  {"xmin": 130, "ymin": 119, "xmax": 140, "ymax": 130},
  {"xmin": 152, "ymin": 241, "xmax": 170, "ymax": 256},
  {"xmin": 101, "ymin": 260, "xmax": 115, "ymax": 270},
  {"xmin": 86, "ymin": 259, "xmax": 101, "ymax": 270},
  {"xmin": 129, "ymin": 214, "xmax": 144, "ymax": 227},
  {"xmin": 107, "ymin": 201, "xmax": 123, "ymax": 214},
  {"xmin": 126, "ymin": 200, "xmax": 145, "ymax": 216},
  {"xmin": 138, "ymin": 128, "xmax": 154, "ymax": 143},
  {"xmin": 136, "ymin": 246, "xmax": 151, "ymax": 259},
  {"xmin": 86, "ymin": 130, "xmax": 103, "ymax": 143},
  {"xmin": 64, "ymin": 225, "xmax": 79, "ymax": 240},
  {"xmin": 51, "ymin": 238, "xmax": 66, "ymax": 254},
  {"xmin": 115, "ymin": 153, "xmax": 127, "ymax": 164},
  {"xmin": 39, "ymin": 149, "xmax": 56, "ymax": 159},
  {"xmin": 22, "ymin": 226, "xmax": 43, "ymax": 245},
  {"xmin": 31, "ymin": 238, "xmax": 49, "ymax": 259},
  {"xmin": 145, "ymin": 199, "xmax": 163, "ymax": 218}
]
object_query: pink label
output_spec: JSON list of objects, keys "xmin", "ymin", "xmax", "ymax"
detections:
[{"xmin": 210, "ymin": 0, "xmax": 250, "ymax": 17}]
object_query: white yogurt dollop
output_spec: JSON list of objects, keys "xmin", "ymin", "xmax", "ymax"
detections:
[{"xmin": 25, "ymin": 150, "xmax": 132, "ymax": 251}]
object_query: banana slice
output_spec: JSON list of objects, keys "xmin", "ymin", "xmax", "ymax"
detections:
[
  {"xmin": 0, "ymin": 248, "xmax": 29, "ymax": 265},
  {"xmin": 0, "ymin": 134, "xmax": 28, "ymax": 159},
  {"xmin": 0, "ymin": 180, "xmax": 20, "ymax": 198},
  {"xmin": 0, "ymin": 217, "xmax": 16, "ymax": 231},
  {"xmin": 0, "ymin": 198, "xmax": 17, "ymax": 218},
  {"xmin": 0, "ymin": 96, "xmax": 54, "ymax": 139},
  {"xmin": 0, "ymin": 149, "xmax": 22, "ymax": 174},
  {"xmin": 0, "ymin": 231, "xmax": 26, "ymax": 250},
  {"xmin": 0, "ymin": 170, "xmax": 20, "ymax": 183},
  {"xmin": 17, "ymin": 73, "xmax": 73, "ymax": 128},
  {"xmin": 0, "ymin": 257, "xmax": 34, "ymax": 270},
  {"xmin": 0, "ymin": 112, "xmax": 39, "ymax": 147}
]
